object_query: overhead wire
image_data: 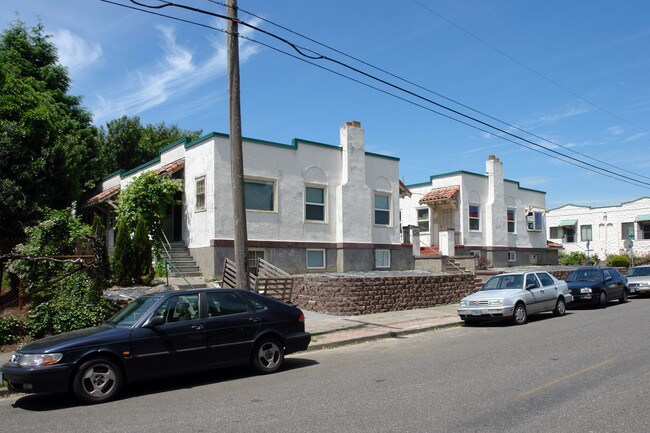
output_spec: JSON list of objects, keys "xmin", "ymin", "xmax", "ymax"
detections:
[
  {"xmin": 205, "ymin": 0, "xmax": 650, "ymax": 182},
  {"xmin": 100, "ymin": 0, "xmax": 650, "ymax": 189}
]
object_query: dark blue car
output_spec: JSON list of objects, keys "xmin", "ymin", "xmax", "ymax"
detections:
[
  {"xmin": 565, "ymin": 267, "xmax": 629, "ymax": 307},
  {"xmin": 1, "ymin": 288, "xmax": 310, "ymax": 404}
]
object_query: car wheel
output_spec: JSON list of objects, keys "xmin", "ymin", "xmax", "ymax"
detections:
[
  {"xmin": 72, "ymin": 357, "xmax": 123, "ymax": 404},
  {"xmin": 619, "ymin": 290, "xmax": 629, "ymax": 303},
  {"xmin": 251, "ymin": 337, "xmax": 284, "ymax": 374},
  {"xmin": 598, "ymin": 292, "xmax": 607, "ymax": 308},
  {"xmin": 512, "ymin": 303, "xmax": 527, "ymax": 325},
  {"xmin": 553, "ymin": 298, "xmax": 566, "ymax": 317}
]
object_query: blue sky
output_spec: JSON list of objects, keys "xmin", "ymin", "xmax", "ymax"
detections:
[{"xmin": 3, "ymin": 0, "xmax": 650, "ymax": 208}]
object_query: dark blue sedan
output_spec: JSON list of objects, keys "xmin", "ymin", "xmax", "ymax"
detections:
[
  {"xmin": 1, "ymin": 288, "xmax": 310, "ymax": 404},
  {"xmin": 565, "ymin": 267, "xmax": 629, "ymax": 307}
]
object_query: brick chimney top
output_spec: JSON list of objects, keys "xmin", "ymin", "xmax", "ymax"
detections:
[
  {"xmin": 344, "ymin": 121, "xmax": 361, "ymax": 128},
  {"xmin": 488, "ymin": 154, "xmax": 498, "ymax": 161}
]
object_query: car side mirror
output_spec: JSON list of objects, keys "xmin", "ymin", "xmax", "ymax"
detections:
[
  {"xmin": 605, "ymin": 276, "xmax": 612, "ymax": 282},
  {"xmin": 526, "ymin": 284, "xmax": 535, "ymax": 290},
  {"xmin": 143, "ymin": 315, "xmax": 165, "ymax": 328}
]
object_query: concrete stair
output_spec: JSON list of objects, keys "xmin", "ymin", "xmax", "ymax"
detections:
[
  {"xmin": 165, "ymin": 242, "xmax": 207, "ymax": 289},
  {"xmin": 445, "ymin": 258, "xmax": 468, "ymax": 274},
  {"xmin": 420, "ymin": 246, "xmax": 440, "ymax": 256}
]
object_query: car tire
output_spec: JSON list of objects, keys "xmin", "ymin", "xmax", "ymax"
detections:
[
  {"xmin": 72, "ymin": 357, "xmax": 123, "ymax": 404},
  {"xmin": 553, "ymin": 298, "xmax": 566, "ymax": 317},
  {"xmin": 251, "ymin": 337, "xmax": 284, "ymax": 374},
  {"xmin": 512, "ymin": 303, "xmax": 527, "ymax": 325},
  {"xmin": 598, "ymin": 292, "xmax": 607, "ymax": 308},
  {"xmin": 619, "ymin": 290, "xmax": 629, "ymax": 303}
]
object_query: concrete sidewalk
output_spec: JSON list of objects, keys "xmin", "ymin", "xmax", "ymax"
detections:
[{"xmin": 0, "ymin": 303, "xmax": 462, "ymax": 396}]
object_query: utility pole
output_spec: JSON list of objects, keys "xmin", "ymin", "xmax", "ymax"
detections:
[{"xmin": 227, "ymin": 0, "xmax": 249, "ymax": 289}]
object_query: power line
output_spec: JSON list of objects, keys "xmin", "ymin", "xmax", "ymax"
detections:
[
  {"xmin": 101, "ymin": 0, "xmax": 650, "ymax": 190},
  {"xmin": 208, "ymin": 0, "xmax": 650, "ymax": 182}
]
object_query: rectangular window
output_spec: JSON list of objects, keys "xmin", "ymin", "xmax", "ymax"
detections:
[
  {"xmin": 247, "ymin": 249, "xmax": 265, "ymax": 275},
  {"xmin": 306, "ymin": 249, "xmax": 325, "ymax": 269},
  {"xmin": 417, "ymin": 208, "xmax": 429, "ymax": 232},
  {"xmin": 643, "ymin": 223, "xmax": 650, "ymax": 240},
  {"xmin": 469, "ymin": 205, "xmax": 480, "ymax": 231},
  {"xmin": 527, "ymin": 211, "xmax": 543, "ymax": 231},
  {"xmin": 549, "ymin": 227, "xmax": 559, "ymax": 238},
  {"xmin": 622, "ymin": 222, "xmax": 634, "ymax": 240},
  {"xmin": 305, "ymin": 186, "xmax": 325, "ymax": 221},
  {"xmin": 507, "ymin": 208, "xmax": 516, "ymax": 233},
  {"xmin": 508, "ymin": 251, "xmax": 516, "ymax": 262},
  {"xmin": 581, "ymin": 225, "xmax": 592, "ymax": 241},
  {"xmin": 244, "ymin": 179, "xmax": 275, "ymax": 211},
  {"xmin": 374, "ymin": 249, "xmax": 391, "ymax": 269},
  {"xmin": 374, "ymin": 194, "xmax": 391, "ymax": 225},
  {"xmin": 195, "ymin": 177, "xmax": 206, "ymax": 211}
]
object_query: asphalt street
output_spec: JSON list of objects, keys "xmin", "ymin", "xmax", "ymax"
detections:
[{"xmin": 1, "ymin": 297, "xmax": 649, "ymax": 432}]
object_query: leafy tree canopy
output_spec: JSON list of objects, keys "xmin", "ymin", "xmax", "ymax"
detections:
[
  {"xmin": 99, "ymin": 115, "xmax": 202, "ymax": 174},
  {"xmin": 0, "ymin": 20, "xmax": 100, "ymax": 237}
]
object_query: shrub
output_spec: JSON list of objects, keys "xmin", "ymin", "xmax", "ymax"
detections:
[
  {"xmin": 589, "ymin": 253, "xmax": 600, "ymax": 265},
  {"xmin": 91, "ymin": 214, "xmax": 111, "ymax": 287},
  {"xmin": 0, "ymin": 315, "xmax": 26, "ymax": 346},
  {"xmin": 112, "ymin": 217, "xmax": 135, "ymax": 286},
  {"xmin": 133, "ymin": 216, "xmax": 154, "ymax": 284},
  {"xmin": 606, "ymin": 255, "xmax": 631, "ymax": 267},
  {"xmin": 560, "ymin": 251, "xmax": 587, "ymax": 266},
  {"xmin": 477, "ymin": 256, "xmax": 491, "ymax": 270},
  {"xmin": 26, "ymin": 274, "xmax": 118, "ymax": 339}
]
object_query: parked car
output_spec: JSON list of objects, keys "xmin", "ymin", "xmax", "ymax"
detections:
[
  {"xmin": 1, "ymin": 288, "xmax": 311, "ymax": 404},
  {"xmin": 626, "ymin": 265, "xmax": 650, "ymax": 296},
  {"xmin": 457, "ymin": 271, "xmax": 573, "ymax": 325},
  {"xmin": 565, "ymin": 267, "xmax": 629, "ymax": 307}
]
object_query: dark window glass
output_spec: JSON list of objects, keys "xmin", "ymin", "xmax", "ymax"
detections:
[
  {"xmin": 245, "ymin": 180, "xmax": 274, "ymax": 211},
  {"xmin": 207, "ymin": 292, "xmax": 248, "ymax": 317}
]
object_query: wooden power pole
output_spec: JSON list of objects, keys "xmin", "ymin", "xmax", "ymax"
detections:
[{"xmin": 227, "ymin": 0, "xmax": 249, "ymax": 289}]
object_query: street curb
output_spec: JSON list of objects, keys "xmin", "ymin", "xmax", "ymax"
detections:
[{"xmin": 306, "ymin": 320, "xmax": 463, "ymax": 351}]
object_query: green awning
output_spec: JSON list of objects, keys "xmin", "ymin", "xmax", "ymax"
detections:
[
  {"xmin": 635, "ymin": 215, "xmax": 650, "ymax": 222},
  {"xmin": 558, "ymin": 219, "xmax": 577, "ymax": 227}
]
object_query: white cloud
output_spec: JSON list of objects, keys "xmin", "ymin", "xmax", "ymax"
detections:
[
  {"xmin": 622, "ymin": 132, "xmax": 649, "ymax": 143},
  {"xmin": 52, "ymin": 29, "xmax": 102, "ymax": 74},
  {"xmin": 518, "ymin": 104, "xmax": 593, "ymax": 130},
  {"xmin": 606, "ymin": 125, "xmax": 624, "ymax": 135},
  {"xmin": 91, "ymin": 19, "xmax": 261, "ymax": 123}
]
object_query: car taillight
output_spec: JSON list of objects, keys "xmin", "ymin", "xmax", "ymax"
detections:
[{"xmin": 298, "ymin": 313, "xmax": 305, "ymax": 322}]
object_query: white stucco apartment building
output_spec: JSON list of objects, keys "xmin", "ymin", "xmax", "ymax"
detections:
[
  {"xmin": 546, "ymin": 197, "xmax": 650, "ymax": 259},
  {"xmin": 400, "ymin": 156, "xmax": 556, "ymax": 267},
  {"xmin": 81, "ymin": 121, "xmax": 413, "ymax": 278}
]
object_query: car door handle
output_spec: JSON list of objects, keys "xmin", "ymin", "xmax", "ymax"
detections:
[
  {"xmin": 249, "ymin": 317, "xmax": 260, "ymax": 323},
  {"xmin": 540, "ymin": 290, "xmax": 544, "ymax": 293},
  {"xmin": 191, "ymin": 325, "xmax": 204, "ymax": 331}
]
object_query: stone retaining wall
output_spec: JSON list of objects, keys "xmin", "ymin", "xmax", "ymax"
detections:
[{"xmin": 291, "ymin": 273, "xmax": 476, "ymax": 316}]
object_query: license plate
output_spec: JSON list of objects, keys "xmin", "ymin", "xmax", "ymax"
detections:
[{"xmin": 472, "ymin": 310, "xmax": 482, "ymax": 316}]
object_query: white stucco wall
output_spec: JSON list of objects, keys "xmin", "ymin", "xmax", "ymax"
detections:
[
  {"xmin": 400, "ymin": 165, "xmax": 547, "ymax": 251},
  {"xmin": 547, "ymin": 198, "xmax": 650, "ymax": 258}
]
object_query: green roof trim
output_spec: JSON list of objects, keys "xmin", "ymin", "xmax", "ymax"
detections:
[
  {"xmin": 406, "ymin": 171, "xmax": 545, "ymax": 194},
  {"xmin": 558, "ymin": 219, "xmax": 578, "ymax": 227},
  {"xmin": 635, "ymin": 215, "xmax": 650, "ymax": 222}
]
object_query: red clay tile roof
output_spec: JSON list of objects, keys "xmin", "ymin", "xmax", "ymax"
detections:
[
  {"xmin": 547, "ymin": 240, "xmax": 563, "ymax": 249},
  {"xmin": 419, "ymin": 185, "xmax": 460, "ymax": 204},
  {"xmin": 399, "ymin": 180, "xmax": 412, "ymax": 198},
  {"xmin": 80, "ymin": 184, "xmax": 120, "ymax": 207},
  {"xmin": 157, "ymin": 159, "xmax": 185, "ymax": 176}
]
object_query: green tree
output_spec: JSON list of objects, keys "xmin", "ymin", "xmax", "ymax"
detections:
[
  {"xmin": 112, "ymin": 217, "xmax": 134, "ymax": 286},
  {"xmin": 133, "ymin": 215, "xmax": 154, "ymax": 284},
  {"xmin": 117, "ymin": 170, "xmax": 179, "ymax": 243},
  {"xmin": 91, "ymin": 214, "xmax": 111, "ymax": 287},
  {"xmin": 99, "ymin": 115, "xmax": 202, "ymax": 174},
  {"xmin": 0, "ymin": 20, "xmax": 100, "ymax": 238}
]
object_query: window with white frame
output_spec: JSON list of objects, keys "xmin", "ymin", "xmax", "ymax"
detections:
[
  {"xmin": 417, "ymin": 208, "xmax": 429, "ymax": 232},
  {"xmin": 375, "ymin": 249, "xmax": 390, "ymax": 269},
  {"xmin": 526, "ymin": 211, "xmax": 543, "ymax": 231},
  {"xmin": 507, "ymin": 208, "xmax": 516, "ymax": 233},
  {"xmin": 195, "ymin": 176, "xmax": 206, "ymax": 211},
  {"xmin": 581, "ymin": 225, "xmax": 592, "ymax": 242},
  {"xmin": 305, "ymin": 186, "xmax": 325, "ymax": 222},
  {"xmin": 306, "ymin": 249, "xmax": 326, "ymax": 269},
  {"xmin": 469, "ymin": 204, "xmax": 480, "ymax": 231},
  {"xmin": 374, "ymin": 193, "xmax": 391, "ymax": 225},
  {"xmin": 508, "ymin": 251, "xmax": 516, "ymax": 262},
  {"xmin": 549, "ymin": 226, "xmax": 563, "ymax": 239},
  {"xmin": 244, "ymin": 179, "xmax": 275, "ymax": 211}
]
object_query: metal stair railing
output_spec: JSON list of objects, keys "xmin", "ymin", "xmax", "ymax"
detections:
[
  {"xmin": 159, "ymin": 229, "xmax": 195, "ymax": 290},
  {"xmin": 446, "ymin": 258, "xmax": 470, "ymax": 274}
]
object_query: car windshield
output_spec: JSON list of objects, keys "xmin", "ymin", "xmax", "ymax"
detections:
[
  {"xmin": 628, "ymin": 267, "xmax": 650, "ymax": 277},
  {"xmin": 481, "ymin": 274, "xmax": 523, "ymax": 291},
  {"xmin": 566, "ymin": 269, "xmax": 601, "ymax": 282},
  {"xmin": 106, "ymin": 296, "xmax": 162, "ymax": 327}
]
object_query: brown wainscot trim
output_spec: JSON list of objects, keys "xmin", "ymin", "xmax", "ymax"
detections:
[{"xmin": 210, "ymin": 239, "xmax": 405, "ymax": 250}]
